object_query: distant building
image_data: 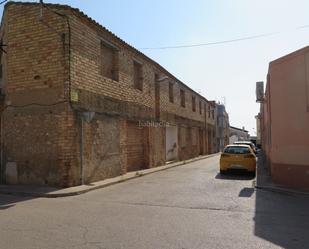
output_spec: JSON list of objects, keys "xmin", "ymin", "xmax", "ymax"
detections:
[
  {"xmin": 229, "ymin": 126, "xmax": 249, "ymax": 144},
  {"xmin": 216, "ymin": 104, "xmax": 229, "ymax": 152},
  {"xmin": 257, "ymin": 46, "xmax": 309, "ymax": 189},
  {"xmin": 206, "ymin": 101, "xmax": 217, "ymax": 154}
]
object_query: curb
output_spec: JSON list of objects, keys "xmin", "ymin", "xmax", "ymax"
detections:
[
  {"xmin": 255, "ymin": 184, "xmax": 309, "ymax": 196},
  {"xmin": 0, "ymin": 153, "xmax": 220, "ymax": 198}
]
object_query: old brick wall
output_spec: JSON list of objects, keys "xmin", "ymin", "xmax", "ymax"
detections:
[
  {"xmin": 149, "ymin": 126, "xmax": 166, "ymax": 167},
  {"xmin": 159, "ymin": 79, "xmax": 208, "ymax": 159},
  {"xmin": 82, "ymin": 114, "xmax": 122, "ymax": 183},
  {"xmin": 2, "ymin": 105, "xmax": 79, "ymax": 186},
  {"xmin": 160, "ymin": 81, "xmax": 206, "ymax": 124},
  {"xmin": 66, "ymin": 5, "xmax": 210, "ymax": 170},
  {"xmin": 1, "ymin": 3, "xmax": 79, "ymax": 187},
  {"xmin": 1, "ymin": 2, "xmax": 215, "ymax": 187},
  {"xmin": 68, "ymin": 12, "xmax": 156, "ymax": 116}
]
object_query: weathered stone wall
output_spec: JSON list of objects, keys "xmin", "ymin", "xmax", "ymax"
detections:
[
  {"xmin": 67, "ymin": 6, "xmax": 209, "ymax": 171},
  {"xmin": 2, "ymin": 105, "xmax": 80, "ymax": 187},
  {"xmin": 1, "ymin": 4, "xmax": 79, "ymax": 187},
  {"xmin": 0, "ymin": 2, "xmax": 214, "ymax": 187},
  {"xmin": 82, "ymin": 114, "xmax": 122, "ymax": 183}
]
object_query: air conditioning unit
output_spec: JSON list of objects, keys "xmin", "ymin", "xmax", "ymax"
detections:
[{"xmin": 256, "ymin": 81, "xmax": 264, "ymax": 102}]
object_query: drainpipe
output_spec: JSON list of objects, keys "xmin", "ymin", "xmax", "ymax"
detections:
[
  {"xmin": 80, "ymin": 114, "xmax": 84, "ymax": 185},
  {"xmin": 39, "ymin": 0, "xmax": 44, "ymax": 21},
  {"xmin": 0, "ymin": 111, "xmax": 3, "ymax": 184}
]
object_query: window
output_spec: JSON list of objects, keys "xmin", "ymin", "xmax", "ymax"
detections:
[
  {"xmin": 192, "ymin": 96, "xmax": 196, "ymax": 112},
  {"xmin": 180, "ymin": 89, "xmax": 185, "ymax": 107},
  {"xmin": 199, "ymin": 100, "xmax": 202, "ymax": 114},
  {"xmin": 208, "ymin": 105, "xmax": 211, "ymax": 118},
  {"xmin": 224, "ymin": 146, "xmax": 250, "ymax": 154},
  {"xmin": 169, "ymin": 82, "xmax": 174, "ymax": 103},
  {"xmin": 133, "ymin": 60, "xmax": 143, "ymax": 91},
  {"xmin": 100, "ymin": 41, "xmax": 118, "ymax": 81},
  {"xmin": 212, "ymin": 110, "xmax": 214, "ymax": 119}
]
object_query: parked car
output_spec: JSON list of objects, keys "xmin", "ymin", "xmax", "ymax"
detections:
[
  {"xmin": 233, "ymin": 141, "xmax": 257, "ymax": 154},
  {"xmin": 220, "ymin": 144, "xmax": 256, "ymax": 175}
]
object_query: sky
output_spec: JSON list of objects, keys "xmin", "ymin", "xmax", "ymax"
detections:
[{"xmin": 1, "ymin": 0, "xmax": 309, "ymax": 135}]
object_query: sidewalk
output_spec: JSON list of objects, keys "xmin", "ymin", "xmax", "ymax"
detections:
[
  {"xmin": 0, "ymin": 153, "xmax": 220, "ymax": 198},
  {"xmin": 255, "ymin": 153, "xmax": 309, "ymax": 195}
]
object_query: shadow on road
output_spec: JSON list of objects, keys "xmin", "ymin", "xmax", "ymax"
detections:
[
  {"xmin": 254, "ymin": 154, "xmax": 309, "ymax": 249},
  {"xmin": 215, "ymin": 171, "xmax": 255, "ymax": 181},
  {"xmin": 0, "ymin": 194, "xmax": 33, "ymax": 210},
  {"xmin": 238, "ymin": 187, "xmax": 255, "ymax": 197}
]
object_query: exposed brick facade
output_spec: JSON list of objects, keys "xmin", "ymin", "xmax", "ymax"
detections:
[{"xmin": 0, "ymin": 2, "xmax": 218, "ymax": 187}]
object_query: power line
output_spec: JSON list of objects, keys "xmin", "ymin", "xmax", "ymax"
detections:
[
  {"xmin": 0, "ymin": 0, "xmax": 9, "ymax": 5},
  {"xmin": 140, "ymin": 24, "xmax": 309, "ymax": 50}
]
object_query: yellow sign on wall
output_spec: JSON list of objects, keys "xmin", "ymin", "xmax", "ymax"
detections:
[{"xmin": 70, "ymin": 90, "xmax": 79, "ymax": 102}]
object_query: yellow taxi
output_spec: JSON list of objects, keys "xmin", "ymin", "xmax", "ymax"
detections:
[{"xmin": 220, "ymin": 144, "xmax": 256, "ymax": 175}]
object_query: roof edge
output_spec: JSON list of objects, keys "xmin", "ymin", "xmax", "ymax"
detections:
[
  {"xmin": 4, "ymin": 1, "xmax": 209, "ymax": 102},
  {"xmin": 269, "ymin": 45, "xmax": 309, "ymax": 67}
]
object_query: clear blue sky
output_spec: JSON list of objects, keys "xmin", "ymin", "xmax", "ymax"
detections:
[{"xmin": 2, "ymin": 0, "xmax": 309, "ymax": 135}]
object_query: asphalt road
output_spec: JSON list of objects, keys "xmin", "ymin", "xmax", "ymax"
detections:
[{"xmin": 0, "ymin": 155, "xmax": 309, "ymax": 249}]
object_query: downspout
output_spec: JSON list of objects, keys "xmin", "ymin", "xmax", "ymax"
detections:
[
  {"xmin": 80, "ymin": 115, "xmax": 84, "ymax": 185},
  {"xmin": 204, "ymin": 102, "xmax": 207, "ymax": 155},
  {"xmin": 0, "ymin": 111, "xmax": 3, "ymax": 184}
]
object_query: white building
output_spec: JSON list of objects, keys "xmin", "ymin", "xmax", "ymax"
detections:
[{"xmin": 229, "ymin": 126, "xmax": 249, "ymax": 144}]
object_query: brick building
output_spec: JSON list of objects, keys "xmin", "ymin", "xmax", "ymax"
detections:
[
  {"xmin": 0, "ymin": 2, "xmax": 215, "ymax": 187},
  {"xmin": 216, "ymin": 103, "xmax": 229, "ymax": 152},
  {"xmin": 206, "ymin": 100, "xmax": 217, "ymax": 153}
]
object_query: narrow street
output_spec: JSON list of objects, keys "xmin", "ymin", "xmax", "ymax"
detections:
[{"xmin": 0, "ymin": 155, "xmax": 308, "ymax": 249}]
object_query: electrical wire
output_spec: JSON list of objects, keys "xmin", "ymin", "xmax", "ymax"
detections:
[
  {"xmin": 0, "ymin": 0, "xmax": 9, "ymax": 5},
  {"xmin": 140, "ymin": 24, "xmax": 309, "ymax": 50}
]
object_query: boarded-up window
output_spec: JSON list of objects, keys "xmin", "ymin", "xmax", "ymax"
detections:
[
  {"xmin": 192, "ymin": 96, "xmax": 196, "ymax": 112},
  {"xmin": 100, "ymin": 41, "xmax": 118, "ymax": 81},
  {"xmin": 180, "ymin": 89, "xmax": 185, "ymax": 107},
  {"xmin": 169, "ymin": 82, "xmax": 174, "ymax": 103},
  {"xmin": 133, "ymin": 61, "xmax": 143, "ymax": 91}
]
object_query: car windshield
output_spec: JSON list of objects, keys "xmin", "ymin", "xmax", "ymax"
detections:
[{"xmin": 224, "ymin": 146, "xmax": 251, "ymax": 154}]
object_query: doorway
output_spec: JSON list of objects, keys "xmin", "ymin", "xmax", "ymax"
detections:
[{"xmin": 166, "ymin": 125, "xmax": 178, "ymax": 161}]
